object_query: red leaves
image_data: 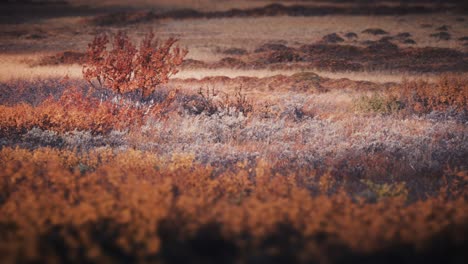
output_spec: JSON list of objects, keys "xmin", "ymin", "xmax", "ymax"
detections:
[
  {"xmin": 82, "ymin": 34, "xmax": 109, "ymax": 87},
  {"xmin": 83, "ymin": 31, "xmax": 187, "ymax": 97}
]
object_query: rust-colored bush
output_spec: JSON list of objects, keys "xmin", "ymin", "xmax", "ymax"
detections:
[
  {"xmin": 398, "ymin": 75, "xmax": 468, "ymax": 114},
  {"xmin": 0, "ymin": 88, "xmax": 145, "ymax": 136},
  {"xmin": 83, "ymin": 31, "xmax": 187, "ymax": 97},
  {"xmin": 356, "ymin": 75, "xmax": 468, "ymax": 115}
]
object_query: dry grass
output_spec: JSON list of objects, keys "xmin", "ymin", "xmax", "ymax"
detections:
[{"xmin": 0, "ymin": 55, "xmax": 83, "ymax": 82}]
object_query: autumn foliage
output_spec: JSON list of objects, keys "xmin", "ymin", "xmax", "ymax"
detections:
[
  {"xmin": 0, "ymin": 88, "xmax": 145, "ymax": 136},
  {"xmin": 0, "ymin": 65, "xmax": 467, "ymax": 262},
  {"xmin": 0, "ymin": 148, "xmax": 466, "ymax": 263},
  {"xmin": 83, "ymin": 31, "xmax": 187, "ymax": 97},
  {"xmin": 356, "ymin": 75, "xmax": 468, "ymax": 115},
  {"xmin": 398, "ymin": 75, "xmax": 468, "ymax": 113}
]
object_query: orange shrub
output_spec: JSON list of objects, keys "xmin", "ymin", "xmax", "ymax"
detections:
[
  {"xmin": 82, "ymin": 31, "xmax": 187, "ymax": 97},
  {"xmin": 398, "ymin": 75, "xmax": 468, "ymax": 114},
  {"xmin": 356, "ymin": 75, "xmax": 468, "ymax": 116},
  {"xmin": 0, "ymin": 88, "xmax": 144, "ymax": 135}
]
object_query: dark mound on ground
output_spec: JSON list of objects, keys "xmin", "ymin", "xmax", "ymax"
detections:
[
  {"xmin": 300, "ymin": 44, "xmax": 467, "ymax": 72},
  {"xmin": 222, "ymin": 48, "xmax": 247, "ymax": 56},
  {"xmin": 394, "ymin": 33, "xmax": 415, "ymax": 44},
  {"xmin": 378, "ymin": 36, "xmax": 395, "ymax": 42},
  {"xmin": 362, "ymin": 28, "xmax": 388, "ymax": 35},
  {"xmin": 321, "ymin": 33, "xmax": 345, "ymax": 43},
  {"xmin": 430, "ymin": 32, "xmax": 451, "ymax": 40},
  {"xmin": 436, "ymin": 25, "xmax": 451, "ymax": 31},
  {"xmin": 299, "ymin": 43, "xmax": 362, "ymax": 58},
  {"xmin": 403, "ymin": 39, "xmax": 417, "ymax": 44},
  {"xmin": 366, "ymin": 39, "xmax": 399, "ymax": 52},
  {"xmin": 396, "ymin": 32, "xmax": 412, "ymax": 38},
  {"xmin": 254, "ymin": 43, "xmax": 292, "ymax": 53},
  {"xmin": 256, "ymin": 50, "xmax": 304, "ymax": 64},
  {"xmin": 196, "ymin": 43, "xmax": 468, "ymax": 72},
  {"xmin": 344, "ymin": 32, "xmax": 358, "ymax": 39}
]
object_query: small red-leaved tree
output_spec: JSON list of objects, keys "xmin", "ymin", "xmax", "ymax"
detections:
[{"xmin": 83, "ymin": 31, "xmax": 187, "ymax": 97}]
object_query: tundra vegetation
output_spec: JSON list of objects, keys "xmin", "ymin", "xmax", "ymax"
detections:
[{"xmin": 0, "ymin": 1, "xmax": 467, "ymax": 263}]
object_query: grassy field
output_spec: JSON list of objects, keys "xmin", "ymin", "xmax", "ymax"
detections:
[{"xmin": 0, "ymin": 1, "xmax": 467, "ymax": 263}]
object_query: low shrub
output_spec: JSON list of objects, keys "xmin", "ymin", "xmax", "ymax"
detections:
[
  {"xmin": 83, "ymin": 31, "xmax": 187, "ymax": 97},
  {"xmin": 398, "ymin": 75, "xmax": 467, "ymax": 114},
  {"xmin": 0, "ymin": 88, "xmax": 145, "ymax": 136},
  {"xmin": 183, "ymin": 86, "xmax": 253, "ymax": 117},
  {"xmin": 356, "ymin": 75, "xmax": 467, "ymax": 116},
  {"xmin": 355, "ymin": 93, "xmax": 401, "ymax": 114},
  {"xmin": 0, "ymin": 148, "xmax": 466, "ymax": 263}
]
